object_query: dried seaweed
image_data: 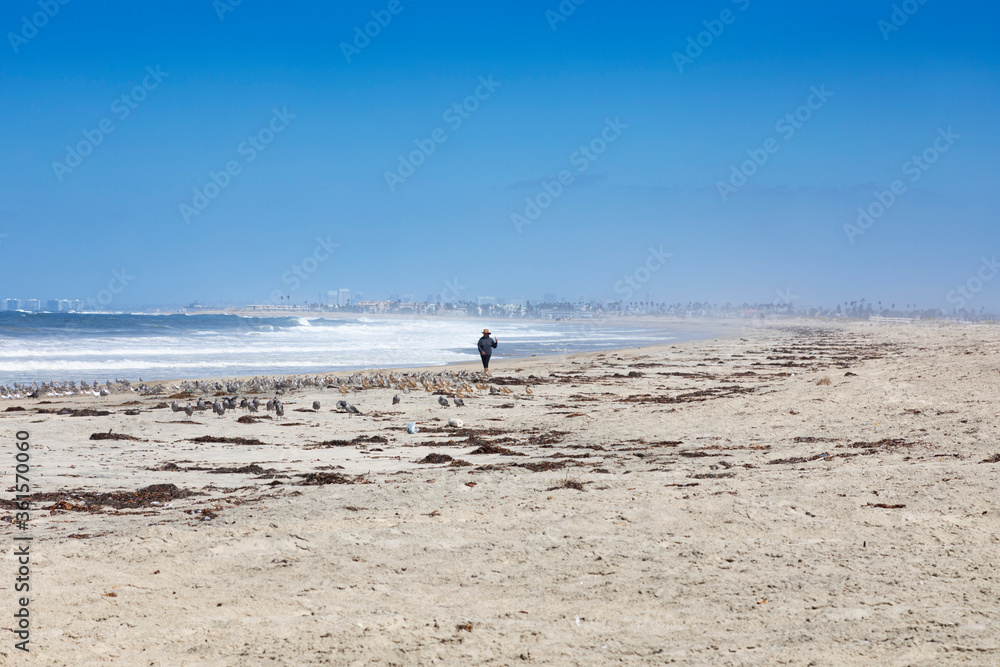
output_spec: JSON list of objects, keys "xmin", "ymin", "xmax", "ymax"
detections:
[
  {"xmin": 418, "ymin": 453, "xmax": 453, "ymax": 464},
  {"xmin": 517, "ymin": 460, "xmax": 568, "ymax": 472},
  {"xmin": 838, "ymin": 438, "xmax": 913, "ymax": 450},
  {"xmin": 768, "ymin": 453, "xmax": 831, "ymax": 465},
  {"xmin": 305, "ymin": 435, "xmax": 388, "ymax": 449},
  {"xmin": 52, "ymin": 408, "xmax": 113, "ymax": 417},
  {"xmin": 189, "ymin": 436, "xmax": 265, "ymax": 445},
  {"xmin": 679, "ymin": 451, "xmax": 731, "ymax": 458},
  {"xmin": 467, "ymin": 444, "xmax": 525, "ymax": 456},
  {"xmin": 547, "ymin": 480, "xmax": 587, "ymax": 491},
  {"xmin": 296, "ymin": 472, "xmax": 365, "ymax": 486},
  {"xmin": 237, "ymin": 415, "xmax": 272, "ymax": 424},
  {"xmin": 5, "ymin": 483, "xmax": 198, "ymax": 512},
  {"xmin": 89, "ymin": 432, "xmax": 141, "ymax": 441}
]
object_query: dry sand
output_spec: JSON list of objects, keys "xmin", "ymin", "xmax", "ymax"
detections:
[{"xmin": 2, "ymin": 320, "xmax": 999, "ymax": 665}]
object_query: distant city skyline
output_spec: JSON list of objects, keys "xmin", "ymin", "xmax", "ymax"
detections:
[{"xmin": 4, "ymin": 289, "xmax": 994, "ymax": 321}]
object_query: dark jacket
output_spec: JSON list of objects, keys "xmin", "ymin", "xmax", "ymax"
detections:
[{"xmin": 478, "ymin": 335, "xmax": 498, "ymax": 356}]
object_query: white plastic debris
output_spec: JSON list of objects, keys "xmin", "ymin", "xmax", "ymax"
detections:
[
  {"xmin": 447, "ymin": 418, "xmax": 463, "ymax": 428},
  {"xmin": 406, "ymin": 422, "xmax": 419, "ymax": 434}
]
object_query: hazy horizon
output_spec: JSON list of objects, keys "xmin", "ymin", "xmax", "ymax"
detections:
[{"xmin": 2, "ymin": 1, "xmax": 998, "ymax": 313}]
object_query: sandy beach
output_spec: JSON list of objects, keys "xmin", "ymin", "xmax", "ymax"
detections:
[{"xmin": 2, "ymin": 319, "xmax": 999, "ymax": 665}]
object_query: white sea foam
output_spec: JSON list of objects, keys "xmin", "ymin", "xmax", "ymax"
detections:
[{"xmin": 0, "ymin": 315, "xmax": 696, "ymax": 384}]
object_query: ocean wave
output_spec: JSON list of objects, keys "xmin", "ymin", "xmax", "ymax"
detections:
[{"xmin": 0, "ymin": 313, "xmax": 694, "ymax": 383}]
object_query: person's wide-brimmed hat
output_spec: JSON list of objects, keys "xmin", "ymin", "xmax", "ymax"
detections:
[{"xmin": 482, "ymin": 329, "xmax": 490, "ymax": 334}]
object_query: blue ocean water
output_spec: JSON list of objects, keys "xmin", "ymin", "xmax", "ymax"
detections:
[{"xmin": 0, "ymin": 312, "xmax": 710, "ymax": 384}]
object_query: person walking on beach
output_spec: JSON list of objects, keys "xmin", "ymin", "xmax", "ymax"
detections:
[{"xmin": 478, "ymin": 329, "xmax": 498, "ymax": 375}]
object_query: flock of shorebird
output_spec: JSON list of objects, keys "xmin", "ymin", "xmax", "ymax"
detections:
[
  {"xmin": 162, "ymin": 369, "xmax": 530, "ymax": 420},
  {"xmin": 0, "ymin": 369, "xmax": 531, "ymax": 402}
]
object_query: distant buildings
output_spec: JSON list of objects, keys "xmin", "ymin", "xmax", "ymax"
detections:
[
  {"xmin": 354, "ymin": 300, "xmax": 391, "ymax": 313},
  {"xmin": 246, "ymin": 304, "xmax": 299, "ymax": 311},
  {"xmin": 4, "ymin": 298, "xmax": 82, "ymax": 312},
  {"xmin": 397, "ymin": 301, "xmax": 436, "ymax": 315},
  {"xmin": 325, "ymin": 289, "xmax": 351, "ymax": 307},
  {"xmin": 49, "ymin": 299, "xmax": 83, "ymax": 311},
  {"xmin": 477, "ymin": 296, "xmax": 497, "ymax": 306}
]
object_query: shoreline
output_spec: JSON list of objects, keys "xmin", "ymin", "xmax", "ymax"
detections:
[{"xmin": 149, "ymin": 320, "xmax": 741, "ymax": 388}]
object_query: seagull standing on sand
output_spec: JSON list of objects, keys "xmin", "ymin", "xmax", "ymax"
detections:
[
  {"xmin": 171, "ymin": 400, "xmax": 181, "ymax": 413},
  {"xmin": 312, "ymin": 401, "xmax": 321, "ymax": 411},
  {"xmin": 346, "ymin": 403, "xmax": 361, "ymax": 416},
  {"xmin": 454, "ymin": 397, "xmax": 465, "ymax": 407},
  {"xmin": 438, "ymin": 396, "xmax": 450, "ymax": 408},
  {"xmin": 275, "ymin": 402, "xmax": 285, "ymax": 419},
  {"xmin": 336, "ymin": 400, "xmax": 347, "ymax": 411},
  {"xmin": 183, "ymin": 405, "xmax": 194, "ymax": 419}
]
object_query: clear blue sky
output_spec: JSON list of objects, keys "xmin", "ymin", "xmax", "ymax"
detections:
[{"xmin": 1, "ymin": 0, "xmax": 997, "ymax": 311}]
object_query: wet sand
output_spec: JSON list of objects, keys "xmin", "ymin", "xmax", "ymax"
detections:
[{"xmin": 2, "ymin": 319, "xmax": 999, "ymax": 665}]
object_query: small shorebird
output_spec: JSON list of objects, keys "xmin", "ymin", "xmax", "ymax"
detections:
[
  {"xmin": 454, "ymin": 397, "xmax": 465, "ymax": 407},
  {"xmin": 392, "ymin": 394, "xmax": 400, "ymax": 405},
  {"xmin": 312, "ymin": 401, "xmax": 321, "ymax": 411}
]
